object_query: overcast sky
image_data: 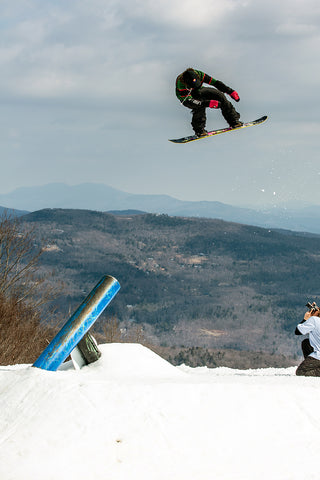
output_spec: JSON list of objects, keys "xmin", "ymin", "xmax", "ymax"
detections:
[{"xmin": 0, "ymin": 0, "xmax": 319, "ymax": 208}]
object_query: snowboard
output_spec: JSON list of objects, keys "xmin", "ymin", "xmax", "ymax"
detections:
[{"xmin": 169, "ymin": 115, "xmax": 267, "ymax": 144}]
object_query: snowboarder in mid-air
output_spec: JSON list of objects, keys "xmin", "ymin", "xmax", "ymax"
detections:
[{"xmin": 176, "ymin": 67, "xmax": 243, "ymax": 137}]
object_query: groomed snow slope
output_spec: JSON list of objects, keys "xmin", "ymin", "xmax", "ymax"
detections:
[{"xmin": 0, "ymin": 343, "xmax": 319, "ymax": 480}]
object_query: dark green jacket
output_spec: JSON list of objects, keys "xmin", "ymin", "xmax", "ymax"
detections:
[{"xmin": 175, "ymin": 68, "xmax": 233, "ymax": 108}]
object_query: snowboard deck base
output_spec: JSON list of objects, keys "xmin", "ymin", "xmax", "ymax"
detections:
[{"xmin": 169, "ymin": 115, "xmax": 267, "ymax": 144}]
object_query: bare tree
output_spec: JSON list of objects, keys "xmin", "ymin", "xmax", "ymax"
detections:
[
  {"xmin": 102, "ymin": 315, "xmax": 145, "ymax": 344},
  {"xmin": 103, "ymin": 316, "xmax": 123, "ymax": 343},
  {"xmin": 0, "ymin": 211, "xmax": 60, "ymax": 364},
  {"xmin": 1, "ymin": 212, "xmax": 41, "ymax": 299}
]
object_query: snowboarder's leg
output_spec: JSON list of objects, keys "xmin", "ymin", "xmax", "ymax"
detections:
[
  {"xmin": 190, "ymin": 105, "xmax": 207, "ymax": 136},
  {"xmin": 296, "ymin": 356, "xmax": 320, "ymax": 376},
  {"xmin": 194, "ymin": 87, "xmax": 241, "ymax": 127}
]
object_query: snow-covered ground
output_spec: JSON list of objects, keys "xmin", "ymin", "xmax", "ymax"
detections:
[{"xmin": 0, "ymin": 343, "xmax": 319, "ymax": 480}]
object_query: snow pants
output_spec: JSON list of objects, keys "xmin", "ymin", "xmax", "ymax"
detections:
[
  {"xmin": 187, "ymin": 87, "xmax": 241, "ymax": 134},
  {"xmin": 296, "ymin": 355, "xmax": 320, "ymax": 376},
  {"xmin": 296, "ymin": 338, "xmax": 320, "ymax": 376}
]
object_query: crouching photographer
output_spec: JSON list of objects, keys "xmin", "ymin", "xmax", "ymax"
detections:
[{"xmin": 295, "ymin": 302, "xmax": 320, "ymax": 376}]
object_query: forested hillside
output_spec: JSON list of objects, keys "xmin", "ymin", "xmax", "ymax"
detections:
[{"xmin": 22, "ymin": 209, "xmax": 320, "ymax": 359}]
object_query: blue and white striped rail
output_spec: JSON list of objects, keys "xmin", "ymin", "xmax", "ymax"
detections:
[{"xmin": 33, "ymin": 275, "xmax": 120, "ymax": 371}]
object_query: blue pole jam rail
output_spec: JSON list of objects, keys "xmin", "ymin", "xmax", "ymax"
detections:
[{"xmin": 33, "ymin": 275, "xmax": 120, "ymax": 371}]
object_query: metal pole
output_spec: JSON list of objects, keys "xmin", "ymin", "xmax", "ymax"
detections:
[{"xmin": 33, "ymin": 275, "xmax": 120, "ymax": 371}]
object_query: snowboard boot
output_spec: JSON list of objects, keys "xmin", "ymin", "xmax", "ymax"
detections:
[
  {"xmin": 195, "ymin": 128, "xmax": 208, "ymax": 137},
  {"xmin": 230, "ymin": 121, "xmax": 243, "ymax": 128}
]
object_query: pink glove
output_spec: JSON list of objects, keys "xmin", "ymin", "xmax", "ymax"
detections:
[
  {"xmin": 230, "ymin": 91, "xmax": 240, "ymax": 102},
  {"xmin": 208, "ymin": 100, "xmax": 219, "ymax": 109}
]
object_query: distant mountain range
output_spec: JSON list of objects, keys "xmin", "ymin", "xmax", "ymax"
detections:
[
  {"xmin": 0, "ymin": 182, "xmax": 320, "ymax": 234},
  {"xmin": 0, "ymin": 206, "xmax": 28, "ymax": 217},
  {"xmin": 20, "ymin": 207, "xmax": 320, "ymax": 357}
]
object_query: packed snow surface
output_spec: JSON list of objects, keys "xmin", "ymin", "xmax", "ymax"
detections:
[{"xmin": 0, "ymin": 343, "xmax": 319, "ymax": 480}]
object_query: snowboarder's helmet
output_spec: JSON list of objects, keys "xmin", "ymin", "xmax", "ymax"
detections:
[{"xmin": 183, "ymin": 69, "xmax": 201, "ymax": 88}]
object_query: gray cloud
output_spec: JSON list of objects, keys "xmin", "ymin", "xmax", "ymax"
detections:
[{"xmin": 0, "ymin": 0, "xmax": 319, "ymax": 207}]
